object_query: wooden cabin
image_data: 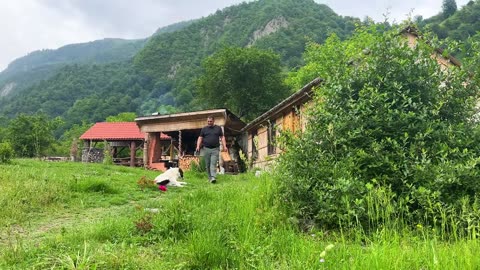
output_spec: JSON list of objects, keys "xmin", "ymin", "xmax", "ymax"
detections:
[
  {"xmin": 79, "ymin": 122, "xmax": 169, "ymax": 167},
  {"xmin": 241, "ymin": 78, "xmax": 323, "ymax": 169},
  {"xmin": 135, "ymin": 109, "xmax": 246, "ymax": 171}
]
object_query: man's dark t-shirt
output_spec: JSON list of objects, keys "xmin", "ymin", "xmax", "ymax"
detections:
[{"xmin": 200, "ymin": 125, "xmax": 223, "ymax": 148}]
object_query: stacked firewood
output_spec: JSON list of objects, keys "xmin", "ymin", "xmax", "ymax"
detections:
[{"xmin": 179, "ymin": 156, "xmax": 200, "ymax": 171}]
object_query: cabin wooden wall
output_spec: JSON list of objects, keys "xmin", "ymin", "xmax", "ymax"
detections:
[{"xmin": 248, "ymin": 102, "xmax": 311, "ymax": 169}]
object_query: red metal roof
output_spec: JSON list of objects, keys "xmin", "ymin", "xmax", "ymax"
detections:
[{"xmin": 80, "ymin": 122, "xmax": 170, "ymax": 141}]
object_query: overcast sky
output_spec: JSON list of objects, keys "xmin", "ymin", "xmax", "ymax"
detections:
[{"xmin": 0, "ymin": 0, "xmax": 470, "ymax": 72}]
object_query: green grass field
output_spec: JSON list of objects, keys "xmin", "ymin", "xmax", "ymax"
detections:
[{"xmin": 1, "ymin": 159, "xmax": 479, "ymax": 269}]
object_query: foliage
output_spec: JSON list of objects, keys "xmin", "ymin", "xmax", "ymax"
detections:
[
  {"xmin": 134, "ymin": 0, "xmax": 359, "ymax": 110},
  {"xmin": 54, "ymin": 121, "xmax": 93, "ymax": 156},
  {"xmin": 0, "ymin": 141, "xmax": 14, "ymax": 163},
  {"xmin": 277, "ymin": 24, "xmax": 480, "ymax": 230},
  {"xmin": 152, "ymin": 19, "xmax": 196, "ymax": 36},
  {"xmin": 103, "ymin": 141, "xmax": 113, "ymax": 165},
  {"xmin": 6, "ymin": 113, "xmax": 63, "ymax": 157},
  {"xmin": 0, "ymin": 62, "xmax": 152, "ymax": 133},
  {"xmin": 136, "ymin": 175, "xmax": 156, "ymax": 191},
  {"xmin": 197, "ymin": 47, "xmax": 289, "ymax": 121},
  {"xmin": 0, "ymin": 38, "xmax": 146, "ymax": 100},
  {"xmin": 442, "ymin": 0, "xmax": 458, "ymax": 18},
  {"xmin": 5, "ymin": 39, "xmax": 146, "ymax": 75},
  {"xmin": 134, "ymin": 214, "xmax": 154, "ymax": 235},
  {"xmin": 189, "ymin": 156, "xmax": 206, "ymax": 173},
  {"xmin": 105, "ymin": 112, "xmax": 137, "ymax": 122},
  {"xmin": 422, "ymin": 0, "xmax": 479, "ymax": 43}
]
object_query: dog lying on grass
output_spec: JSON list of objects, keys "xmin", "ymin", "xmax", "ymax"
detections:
[{"xmin": 154, "ymin": 167, "xmax": 187, "ymax": 187}]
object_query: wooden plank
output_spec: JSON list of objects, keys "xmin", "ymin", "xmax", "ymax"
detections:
[
  {"xmin": 140, "ymin": 118, "xmax": 226, "ymax": 133},
  {"xmin": 221, "ymin": 151, "xmax": 232, "ymax": 162}
]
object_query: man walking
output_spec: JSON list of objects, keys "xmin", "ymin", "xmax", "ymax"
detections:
[{"xmin": 196, "ymin": 116, "xmax": 227, "ymax": 183}]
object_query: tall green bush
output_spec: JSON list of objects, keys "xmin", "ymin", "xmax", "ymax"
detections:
[
  {"xmin": 277, "ymin": 24, "xmax": 480, "ymax": 230},
  {"xmin": 0, "ymin": 141, "xmax": 14, "ymax": 163},
  {"xmin": 6, "ymin": 113, "xmax": 62, "ymax": 157}
]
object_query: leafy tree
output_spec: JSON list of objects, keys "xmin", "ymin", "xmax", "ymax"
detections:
[
  {"xmin": 197, "ymin": 47, "xmax": 289, "ymax": 121},
  {"xmin": 54, "ymin": 121, "xmax": 93, "ymax": 156},
  {"xmin": 7, "ymin": 113, "xmax": 63, "ymax": 157},
  {"xmin": 277, "ymin": 25, "xmax": 480, "ymax": 229},
  {"xmin": 106, "ymin": 112, "xmax": 137, "ymax": 122},
  {"xmin": 443, "ymin": 0, "xmax": 458, "ymax": 17}
]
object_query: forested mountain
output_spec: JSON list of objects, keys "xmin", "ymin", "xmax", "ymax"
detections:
[
  {"xmin": 152, "ymin": 20, "xmax": 197, "ymax": 36},
  {"xmin": 0, "ymin": 0, "xmax": 359, "ymax": 131},
  {"xmin": 0, "ymin": 38, "xmax": 147, "ymax": 98},
  {"xmin": 0, "ymin": 62, "xmax": 153, "ymax": 134},
  {"xmin": 417, "ymin": 0, "xmax": 480, "ymax": 58},
  {"xmin": 134, "ymin": 0, "xmax": 359, "ymax": 112},
  {"xmin": 0, "ymin": 19, "xmax": 196, "ymax": 98},
  {"xmin": 421, "ymin": 0, "xmax": 478, "ymax": 41}
]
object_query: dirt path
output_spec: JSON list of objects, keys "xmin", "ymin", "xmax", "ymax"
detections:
[{"xmin": 0, "ymin": 198, "xmax": 158, "ymax": 247}]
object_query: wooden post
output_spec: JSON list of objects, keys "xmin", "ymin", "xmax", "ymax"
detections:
[
  {"xmin": 219, "ymin": 126, "xmax": 225, "ymax": 169},
  {"xmin": 179, "ymin": 130, "xmax": 182, "ymax": 158},
  {"xmin": 170, "ymin": 138, "xmax": 174, "ymax": 161},
  {"xmin": 81, "ymin": 140, "xmax": 88, "ymax": 163},
  {"xmin": 130, "ymin": 141, "xmax": 136, "ymax": 167},
  {"xmin": 143, "ymin": 133, "xmax": 149, "ymax": 168}
]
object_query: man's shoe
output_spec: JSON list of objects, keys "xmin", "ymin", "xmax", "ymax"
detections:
[{"xmin": 209, "ymin": 177, "xmax": 217, "ymax": 184}]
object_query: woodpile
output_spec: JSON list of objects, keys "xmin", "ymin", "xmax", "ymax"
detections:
[
  {"xmin": 81, "ymin": 148, "xmax": 103, "ymax": 163},
  {"xmin": 179, "ymin": 155, "xmax": 200, "ymax": 171}
]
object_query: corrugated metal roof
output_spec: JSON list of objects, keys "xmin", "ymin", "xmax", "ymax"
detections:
[{"xmin": 80, "ymin": 122, "xmax": 170, "ymax": 141}]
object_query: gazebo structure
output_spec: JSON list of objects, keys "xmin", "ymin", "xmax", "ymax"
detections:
[
  {"xmin": 79, "ymin": 122, "xmax": 170, "ymax": 167},
  {"xmin": 135, "ymin": 109, "xmax": 246, "ymax": 171}
]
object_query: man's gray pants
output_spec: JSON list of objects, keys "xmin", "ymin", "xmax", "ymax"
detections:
[{"xmin": 202, "ymin": 147, "xmax": 219, "ymax": 180}]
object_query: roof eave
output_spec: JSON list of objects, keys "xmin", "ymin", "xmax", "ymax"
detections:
[{"xmin": 241, "ymin": 77, "xmax": 323, "ymax": 132}]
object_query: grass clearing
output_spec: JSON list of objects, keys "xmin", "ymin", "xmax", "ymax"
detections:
[{"xmin": 1, "ymin": 159, "xmax": 479, "ymax": 269}]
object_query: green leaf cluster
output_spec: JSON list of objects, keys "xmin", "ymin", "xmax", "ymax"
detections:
[{"xmin": 277, "ymin": 24, "xmax": 480, "ymax": 229}]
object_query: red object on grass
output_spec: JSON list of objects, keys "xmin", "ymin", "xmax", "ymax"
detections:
[{"xmin": 159, "ymin": 185, "xmax": 167, "ymax": 192}]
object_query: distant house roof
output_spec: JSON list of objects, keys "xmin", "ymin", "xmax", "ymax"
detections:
[
  {"xmin": 400, "ymin": 25, "xmax": 461, "ymax": 67},
  {"xmin": 80, "ymin": 122, "xmax": 170, "ymax": 141}
]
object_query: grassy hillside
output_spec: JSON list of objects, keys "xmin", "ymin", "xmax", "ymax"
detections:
[{"xmin": 1, "ymin": 159, "xmax": 479, "ymax": 269}]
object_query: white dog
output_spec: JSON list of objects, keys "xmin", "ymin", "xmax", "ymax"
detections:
[{"xmin": 154, "ymin": 167, "xmax": 187, "ymax": 187}]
